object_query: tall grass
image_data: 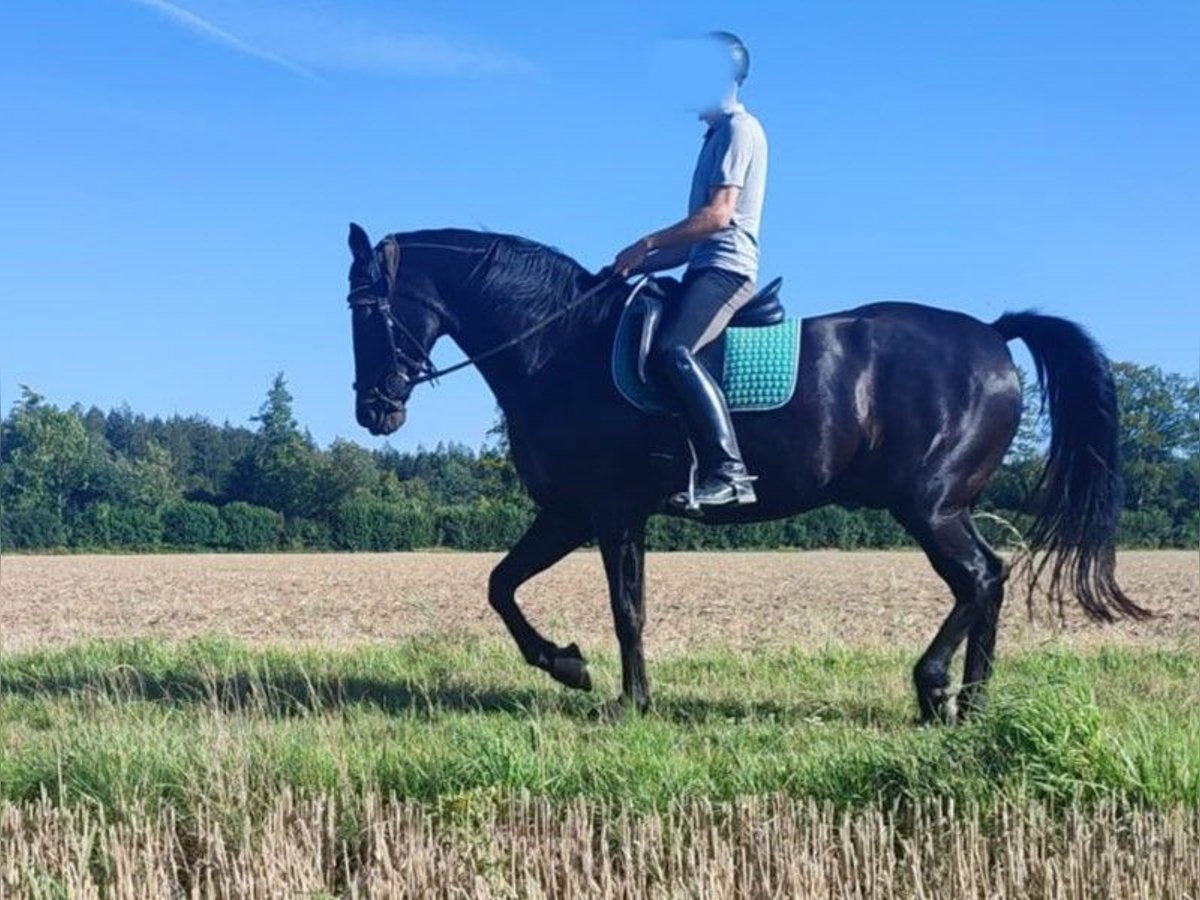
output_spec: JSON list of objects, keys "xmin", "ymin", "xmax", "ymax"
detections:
[{"xmin": 2, "ymin": 639, "xmax": 1196, "ymax": 811}]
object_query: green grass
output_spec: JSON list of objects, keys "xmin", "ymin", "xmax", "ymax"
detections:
[{"xmin": 1, "ymin": 637, "xmax": 1197, "ymax": 823}]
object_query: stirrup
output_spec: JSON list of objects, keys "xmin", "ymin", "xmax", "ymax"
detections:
[
  {"xmin": 671, "ymin": 443, "xmax": 757, "ymax": 516},
  {"xmin": 670, "ymin": 476, "xmax": 757, "ymax": 516}
]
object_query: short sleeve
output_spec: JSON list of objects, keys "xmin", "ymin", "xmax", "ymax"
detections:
[{"xmin": 712, "ymin": 120, "xmax": 756, "ymax": 189}]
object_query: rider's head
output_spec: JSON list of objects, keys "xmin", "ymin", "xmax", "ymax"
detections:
[
  {"xmin": 696, "ymin": 31, "xmax": 749, "ymax": 120},
  {"xmin": 710, "ymin": 31, "xmax": 749, "ymax": 88}
]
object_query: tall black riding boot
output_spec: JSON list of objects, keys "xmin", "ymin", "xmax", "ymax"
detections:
[{"xmin": 654, "ymin": 345, "xmax": 757, "ymax": 511}]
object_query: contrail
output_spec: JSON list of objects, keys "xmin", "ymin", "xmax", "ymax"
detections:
[{"xmin": 129, "ymin": 0, "xmax": 320, "ymax": 81}]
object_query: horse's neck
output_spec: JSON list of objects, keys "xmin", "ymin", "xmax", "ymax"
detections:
[{"xmin": 444, "ymin": 281, "xmax": 621, "ymax": 406}]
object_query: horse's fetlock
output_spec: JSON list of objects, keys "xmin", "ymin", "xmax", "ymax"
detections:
[
  {"xmin": 914, "ymin": 661, "xmax": 949, "ymax": 690},
  {"xmin": 524, "ymin": 642, "xmax": 553, "ymax": 669}
]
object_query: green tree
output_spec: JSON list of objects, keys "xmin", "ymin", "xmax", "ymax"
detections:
[
  {"xmin": 118, "ymin": 442, "xmax": 181, "ymax": 511},
  {"xmin": 1, "ymin": 388, "xmax": 93, "ymax": 545},
  {"xmin": 161, "ymin": 501, "xmax": 227, "ymax": 548},
  {"xmin": 221, "ymin": 502, "xmax": 282, "ymax": 551},
  {"xmin": 317, "ymin": 439, "xmax": 379, "ymax": 515},
  {"xmin": 232, "ymin": 374, "xmax": 320, "ymax": 520},
  {"xmin": 1114, "ymin": 362, "xmax": 1199, "ymax": 465},
  {"xmin": 1111, "ymin": 364, "xmax": 1199, "ymax": 545},
  {"xmin": 334, "ymin": 495, "xmax": 435, "ymax": 550}
]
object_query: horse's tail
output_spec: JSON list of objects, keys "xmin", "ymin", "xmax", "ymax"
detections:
[{"xmin": 991, "ymin": 312, "xmax": 1149, "ymax": 621}]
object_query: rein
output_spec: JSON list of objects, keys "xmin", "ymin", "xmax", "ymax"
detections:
[{"xmin": 350, "ymin": 270, "xmax": 622, "ymax": 388}]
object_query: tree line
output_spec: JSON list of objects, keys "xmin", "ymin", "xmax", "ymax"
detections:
[{"xmin": 2, "ymin": 363, "xmax": 1196, "ymax": 553}]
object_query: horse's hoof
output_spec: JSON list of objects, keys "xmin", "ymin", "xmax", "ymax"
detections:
[
  {"xmin": 587, "ymin": 694, "xmax": 647, "ymax": 722},
  {"xmin": 917, "ymin": 687, "xmax": 957, "ymax": 725},
  {"xmin": 621, "ymin": 693, "xmax": 650, "ymax": 716},
  {"xmin": 915, "ymin": 666, "xmax": 956, "ymax": 725},
  {"xmin": 916, "ymin": 686, "xmax": 955, "ymax": 729},
  {"xmin": 587, "ymin": 698, "xmax": 624, "ymax": 722},
  {"xmin": 549, "ymin": 643, "xmax": 591, "ymax": 692},
  {"xmin": 957, "ymin": 686, "xmax": 986, "ymax": 721}
]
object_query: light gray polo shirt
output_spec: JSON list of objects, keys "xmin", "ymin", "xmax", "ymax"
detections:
[{"xmin": 687, "ymin": 101, "xmax": 768, "ymax": 280}]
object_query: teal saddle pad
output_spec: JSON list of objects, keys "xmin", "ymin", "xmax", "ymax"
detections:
[{"xmin": 612, "ymin": 303, "xmax": 801, "ymax": 415}]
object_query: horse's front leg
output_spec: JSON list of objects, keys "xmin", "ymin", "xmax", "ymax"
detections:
[
  {"xmin": 489, "ymin": 509, "xmax": 593, "ymax": 691},
  {"xmin": 597, "ymin": 515, "xmax": 650, "ymax": 712}
]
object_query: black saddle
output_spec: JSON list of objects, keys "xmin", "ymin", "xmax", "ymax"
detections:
[
  {"xmin": 632, "ymin": 276, "xmax": 785, "ymax": 384},
  {"xmin": 730, "ymin": 277, "xmax": 785, "ymax": 327}
]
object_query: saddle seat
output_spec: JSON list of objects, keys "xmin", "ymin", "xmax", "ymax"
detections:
[{"xmin": 729, "ymin": 277, "xmax": 785, "ymax": 327}]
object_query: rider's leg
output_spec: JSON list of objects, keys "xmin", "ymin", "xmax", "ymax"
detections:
[
  {"xmin": 662, "ymin": 267, "xmax": 758, "ymax": 355},
  {"xmin": 651, "ymin": 268, "xmax": 758, "ymax": 509},
  {"xmin": 655, "ymin": 345, "xmax": 756, "ymax": 507}
]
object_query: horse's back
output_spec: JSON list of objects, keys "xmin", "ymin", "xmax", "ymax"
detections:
[
  {"xmin": 791, "ymin": 301, "xmax": 1022, "ymax": 508},
  {"xmin": 801, "ymin": 301, "xmax": 1018, "ymax": 397},
  {"xmin": 803, "ymin": 300, "xmax": 1011, "ymax": 358}
]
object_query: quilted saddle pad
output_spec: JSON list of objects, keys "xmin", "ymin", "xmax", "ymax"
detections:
[{"xmin": 612, "ymin": 305, "xmax": 801, "ymax": 415}]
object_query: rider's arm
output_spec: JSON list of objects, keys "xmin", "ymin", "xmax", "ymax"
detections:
[
  {"xmin": 646, "ymin": 185, "xmax": 741, "ymax": 251},
  {"xmin": 634, "ymin": 243, "xmax": 691, "ymax": 274},
  {"xmin": 615, "ymin": 186, "xmax": 741, "ymax": 276}
]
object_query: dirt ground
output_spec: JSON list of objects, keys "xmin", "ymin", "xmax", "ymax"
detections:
[{"xmin": 1, "ymin": 551, "xmax": 1196, "ymax": 655}]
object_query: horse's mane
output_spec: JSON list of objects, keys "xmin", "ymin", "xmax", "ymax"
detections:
[
  {"xmin": 488, "ymin": 234, "xmax": 615, "ymax": 303},
  {"xmin": 397, "ymin": 229, "xmax": 627, "ymax": 373}
]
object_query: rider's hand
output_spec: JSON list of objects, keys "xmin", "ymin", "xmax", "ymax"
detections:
[{"xmin": 613, "ymin": 237, "xmax": 652, "ymax": 278}]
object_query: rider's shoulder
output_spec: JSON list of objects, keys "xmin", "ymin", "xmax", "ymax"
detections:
[{"xmin": 727, "ymin": 107, "xmax": 766, "ymax": 141}]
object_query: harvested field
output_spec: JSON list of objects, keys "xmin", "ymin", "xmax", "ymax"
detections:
[{"xmin": 2, "ymin": 550, "xmax": 1196, "ymax": 653}]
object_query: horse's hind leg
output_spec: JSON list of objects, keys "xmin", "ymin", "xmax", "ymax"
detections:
[
  {"xmin": 489, "ymin": 509, "xmax": 593, "ymax": 691},
  {"xmin": 959, "ymin": 518, "xmax": 1008, "ymax": 716},
  {"xmin": 897, "ymin": 506, "xmax": 997, "ymax": 722}
]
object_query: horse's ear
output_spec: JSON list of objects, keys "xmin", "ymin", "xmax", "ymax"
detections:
[{"xmin": 348, "ymin": 222, "xmax": 372, "ymax": 262}]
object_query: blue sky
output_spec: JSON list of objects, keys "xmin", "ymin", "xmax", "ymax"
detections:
[{"xmin": 1, "ymin": 1, "xmax": 1196, "ymax": 452}]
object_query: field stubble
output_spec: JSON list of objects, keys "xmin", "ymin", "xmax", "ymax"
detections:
[{"xmin": 3, "ymin": 793, "xmax": 1197, "ymax": 899}]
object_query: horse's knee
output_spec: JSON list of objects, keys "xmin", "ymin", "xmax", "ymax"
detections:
[
  {"xmin": 977, "ymin": 570, "xmax": 1006, "ymax": 620},
  {"xmin": 982, "ymin": 547, "xmax": 1010, "ymax": 587},
  {"xmin": 488, "ymin": 565, "xmax": 517, "ymax": 610},
  {"xmin": 995, "ymin": 557, "xmax": 1011, "ymax": 584},
  {"xmin": 487, "ymin": 566, "xmax": 521, "ymax": 637}
]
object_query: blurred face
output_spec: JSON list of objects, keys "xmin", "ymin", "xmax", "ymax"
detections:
[{"xmin": 651, "ymin": 36, "xmax": 737, "ymax": 118}]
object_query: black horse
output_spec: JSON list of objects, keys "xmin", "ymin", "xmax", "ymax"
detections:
[{"xmin": 345, "ymin": 224, "xmax": 1146, "ymax": 721}]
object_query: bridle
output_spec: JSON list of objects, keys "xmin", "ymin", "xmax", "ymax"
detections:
[
  {"xmin": 348, "ymin": 280, "xmax": 437, "ymax": 398},
  {"xmin": 348, "ymin": 241, "xmax": 622, "ymax": 399}
]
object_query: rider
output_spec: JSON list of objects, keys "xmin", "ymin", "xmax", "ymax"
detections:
[{"xmin": 613, "ymin": 31, "xmax": 767, "ymax": 512}]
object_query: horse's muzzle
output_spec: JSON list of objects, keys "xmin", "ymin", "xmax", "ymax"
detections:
[{"xmin": 358, "ymin": 400, "xmax": 406, "ymax": 436}]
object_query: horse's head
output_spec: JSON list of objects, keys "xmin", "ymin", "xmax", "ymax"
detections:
[{"xmin": 346, "ymin": 223, "xmax": 442, "ymax": 436}]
